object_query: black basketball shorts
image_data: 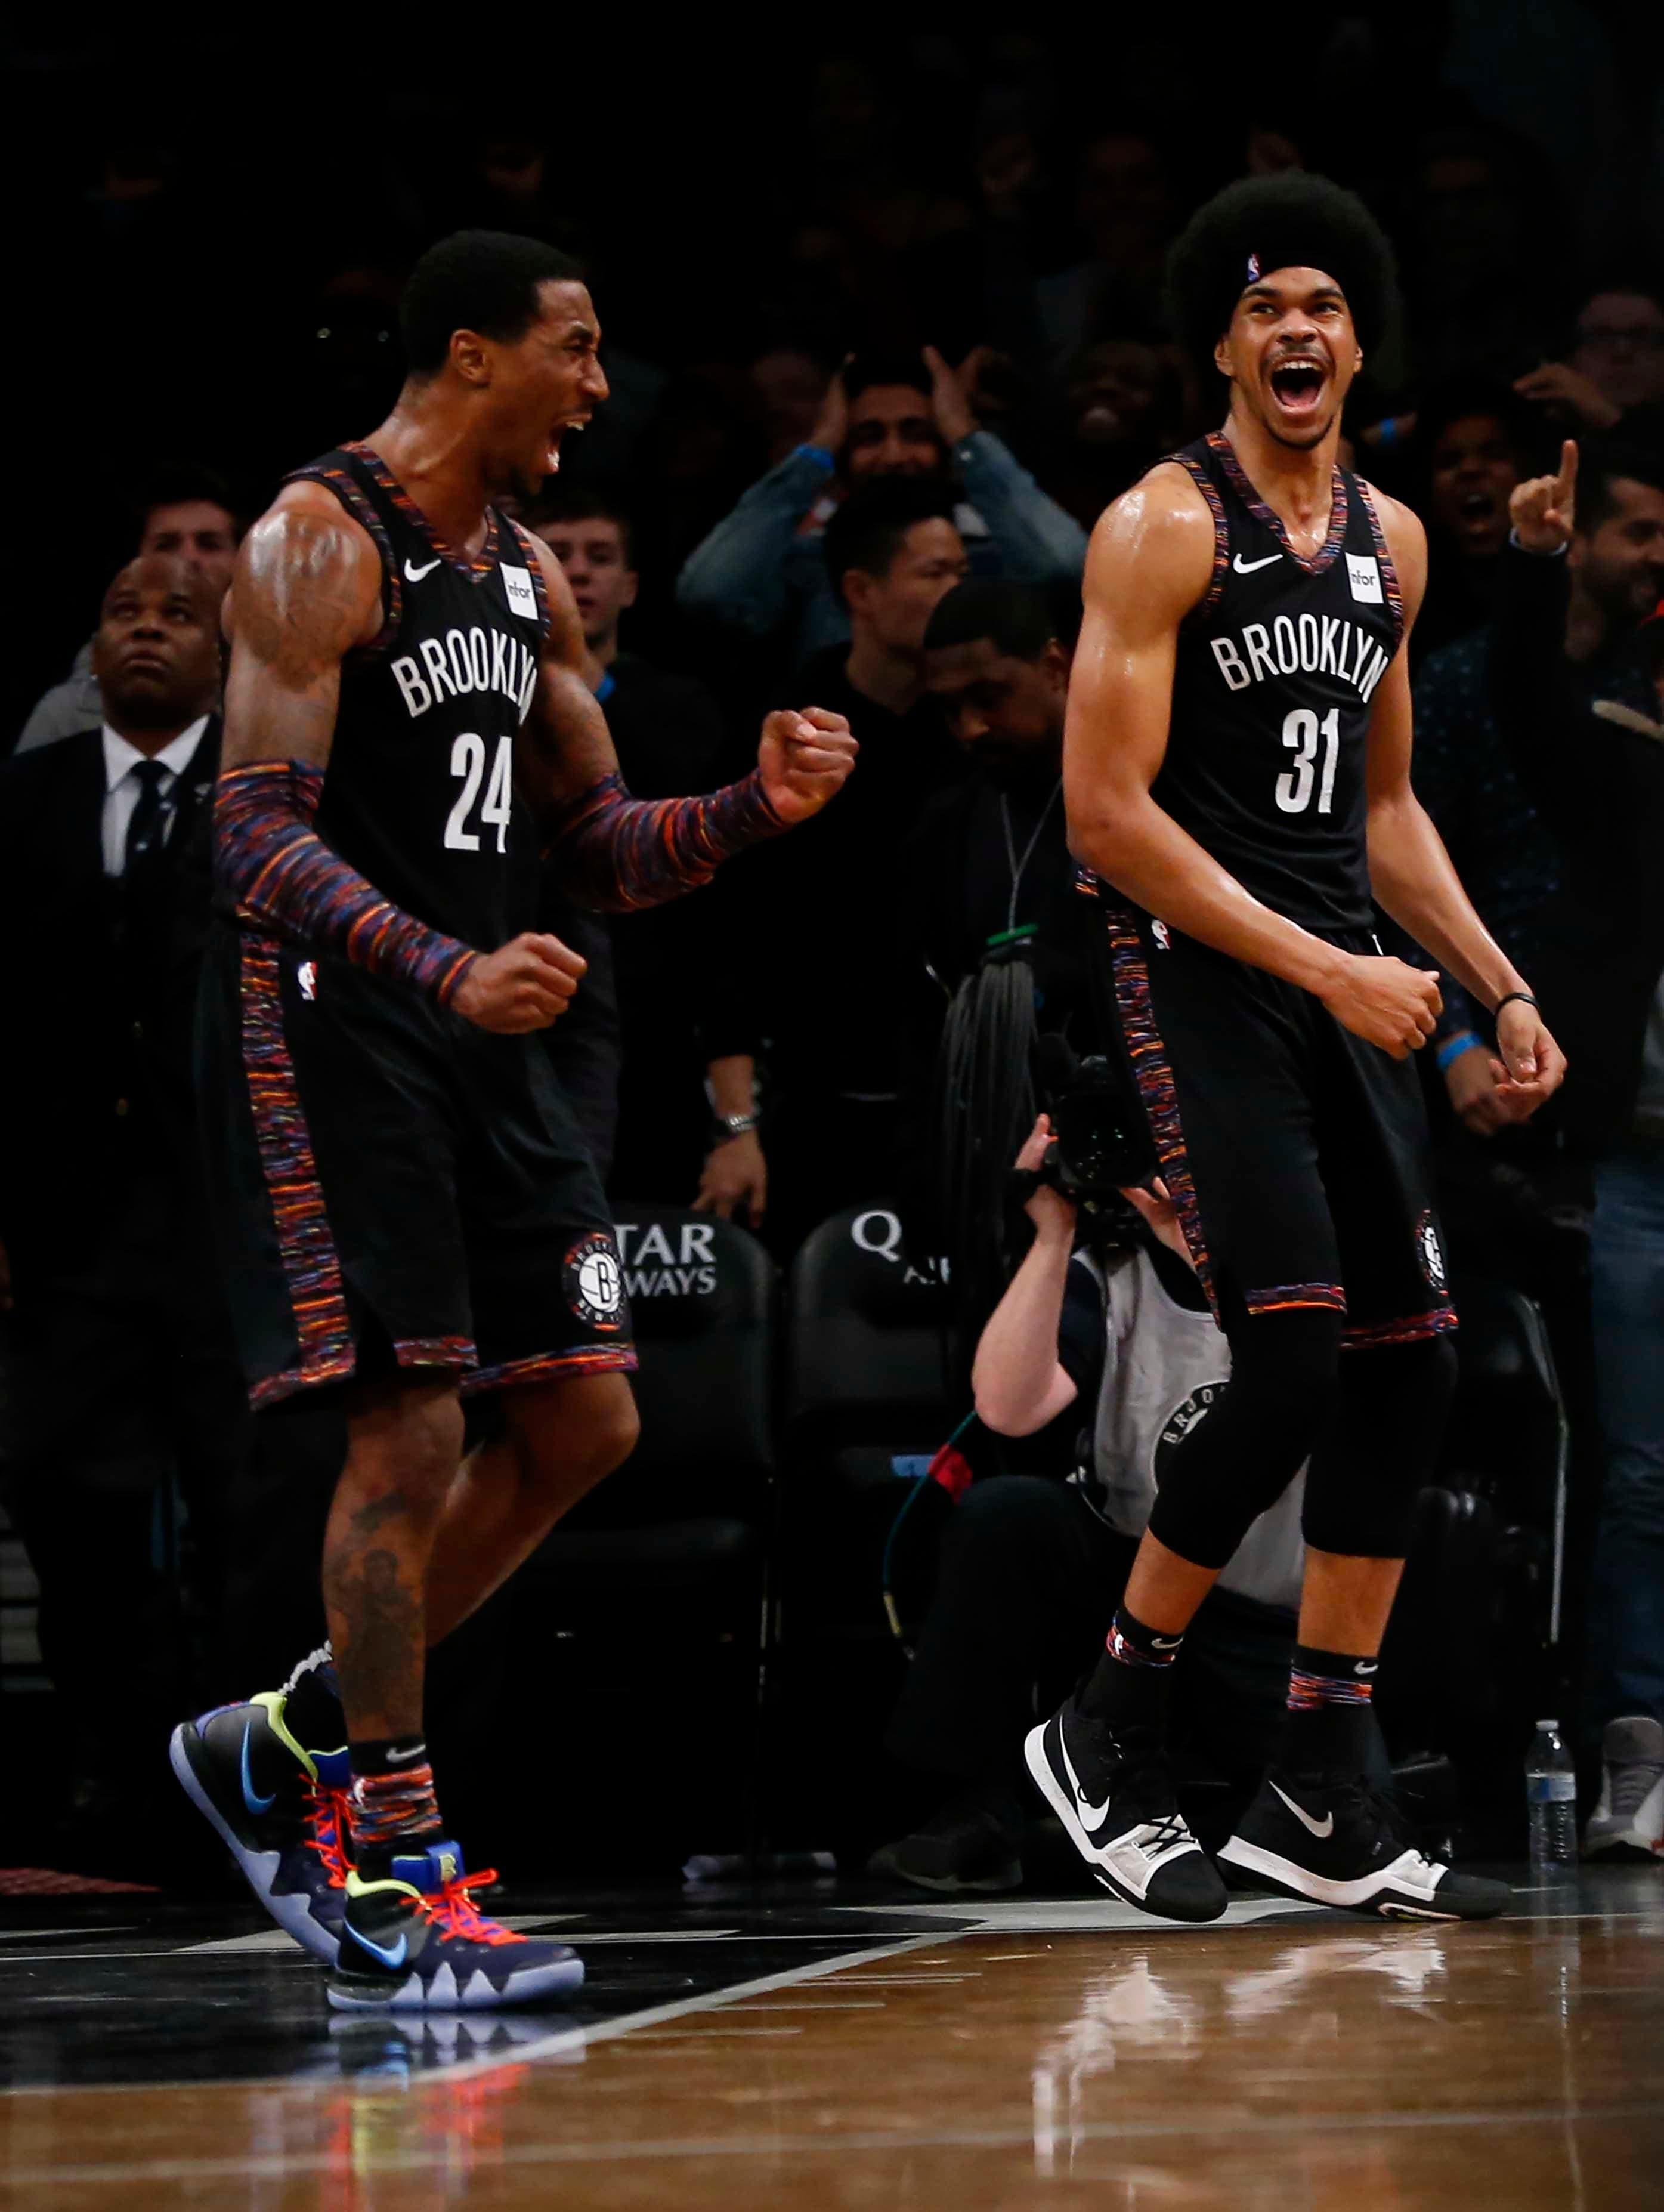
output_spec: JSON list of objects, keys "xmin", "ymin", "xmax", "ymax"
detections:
[
  {"xmin": 1098, "ymin": 898, "xmax": 1456, "ymax": 1348},
  {"xmin": 199, "ymin": 923, "xmax": 636, "ymax": 1408}
]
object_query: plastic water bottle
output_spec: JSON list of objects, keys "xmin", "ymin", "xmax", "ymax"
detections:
[{"xmin": 1525, "ymin": 1718, "xmax": 1578, "ymax": 1869}]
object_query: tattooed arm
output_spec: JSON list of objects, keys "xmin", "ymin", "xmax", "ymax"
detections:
[
  {"xmin": 216, "ymin": 483, "xmax": 584, "ymax": 1031},
  {"xmin": 514, "ymin": 531, "xmax": 858, "ymax": 913}
]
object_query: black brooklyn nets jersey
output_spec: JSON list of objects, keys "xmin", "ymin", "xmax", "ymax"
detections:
[
  {"xmin": 286, "ymin": 443, "xmax": 550, "ymax": 954},
  {"xmin": 1157, "ymin": 431, "xmax": 1405, "ymax": 934}
]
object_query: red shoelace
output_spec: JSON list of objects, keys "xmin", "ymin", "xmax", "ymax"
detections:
[
  {"xmin": 410, "ymin": 1868, "xmax": 521, "ymax": 1946},
  {"xmin": 302, "ymin": 1783, "xmax": 352, "ymax": 1890}
]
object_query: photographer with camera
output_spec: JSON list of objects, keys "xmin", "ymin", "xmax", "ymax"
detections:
[{"xmin": 870, "ymin": 1113, "xmax": 1314, "ymax": 1896}]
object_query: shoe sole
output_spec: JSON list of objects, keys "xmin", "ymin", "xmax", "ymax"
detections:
[
  {"xmin": 168, "ymin": 1722, "xmax": 341, "ymax": 1964},
  {"xmin": 326, "ymin": 1956, "xmax": 586, "ymax": 2012},
  {"xmin": 1217, "ymin": 1834, "xmax": 1508, "ymax": 1921},
  {"xmin": 1023, "ymin": 1722, "xmax": 1225, "ymax": 1923},
  {"xmin": 1582, "ymin": 1834, "xmax": 1663, "ymax": 1864}
]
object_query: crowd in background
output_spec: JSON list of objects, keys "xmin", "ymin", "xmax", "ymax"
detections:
[{"xmin": 5, "ymin": 16, "xmax": 1664, "ymax": 1880}]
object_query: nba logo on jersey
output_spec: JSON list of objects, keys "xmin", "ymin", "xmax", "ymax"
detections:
[
  {"xmin": 500, "ymin": 564, "xmax": 537, "ymax": 620},
  {"xmin": 297, "ymin": 960, "xmax": 317, "ymax": 1002},
  {"xmin": 1245, "ymin": 252, "xmax": 1261, "ymax": 281},
  {"xmin": 1346, "ymin": 553, "xmax": 1384, "ymax": 604},
  {"xmin": 1152, "ymin": 919, "xmax": 1171, "ymax": 950}
]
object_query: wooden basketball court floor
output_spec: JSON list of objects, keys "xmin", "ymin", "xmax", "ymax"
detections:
[{"xmin": 2, "ymin": 1865, "xmax": 1661, "ymax": 2208}]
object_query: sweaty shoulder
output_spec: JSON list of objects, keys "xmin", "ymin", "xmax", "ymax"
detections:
[
  {"xmin": 1084, "ymin": 460, "xmax": 1218, "ymax": 628},
  {"xmin": 227, "ymin": 482, "xmax": 386, "ymax": 662},
  {"xmin": 1356, "ymin": 478, "xmax": 1428, "ymax": 617}
]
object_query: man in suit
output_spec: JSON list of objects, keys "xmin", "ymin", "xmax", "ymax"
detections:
[{"xmin": 0, "ymin": 552, "xmax": 243, "ymax": 1857}]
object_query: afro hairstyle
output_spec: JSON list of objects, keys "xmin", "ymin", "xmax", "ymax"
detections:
[{"xmin": 1165, "ymin": 171, "xmax": 1399, "ymax": 377}]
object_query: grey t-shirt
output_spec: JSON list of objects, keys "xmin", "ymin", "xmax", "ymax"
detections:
[{"xmin": 1060, "ymin": 1243, "xmax": 1306, "ymax": 1613}]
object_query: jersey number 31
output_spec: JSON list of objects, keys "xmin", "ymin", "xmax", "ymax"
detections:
[
  {"xmin": 1275, "ymin": 706, "xmax": 1341, "ymax": 816},
  {"xmin": 444, "ymin": 732, "xmax": 515, "ymax": 853}
]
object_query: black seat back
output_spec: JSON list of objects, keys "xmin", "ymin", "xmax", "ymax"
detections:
[
  {"xmin": 784, "ymin": 1206, "xmax": 951, "ymax": 1454},
  {"xmin": 1442, "ymin": 1274, "xmax": 1565, "ymax": 1531},
  {"xmin": 563, "ymin": 1203, "xmax": 777, "ymax": 1527}
]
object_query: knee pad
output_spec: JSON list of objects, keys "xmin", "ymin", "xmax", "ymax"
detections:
[
  {"xmin": 1148, "ymin": 1305, "xmax": 1343, "ymax": 1570},
  {"xmin": 1302, "ymin": 1334, "xmax": 1458, "ymax": 1559}
]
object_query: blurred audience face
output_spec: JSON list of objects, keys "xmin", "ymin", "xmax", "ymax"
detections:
[
  {"xmin": 1075, "ymin": 131, "xmax": 1173, "ymax": 273},
  {"xmin": 845, "ymin": 384, "xmax": 944, "ymax": 480},
  {"xmin": 91, "ymin": 555, "xmax": 221, "ymax": 736},
  {"xmin": 1427, "ymin": 412, "xmax": 1520, "ymax": 560},
  {"xmin": 926, "ymin": 634, "xmax": 1068, "ymax": 771},
  {"xmin": 842, "ymin": 519, "xmax": 969, "ymax": 654},
  {"xmin": 1572, "ymin": 478, "xmax": 1664, "ymax": 632},
  {"xmin": 541, "ymin": 511, "xmax": 637, "ymax": 655},
  {"xmin": 140, "ymin": 501, "xmax": 239, "ymax": 597},
  {"xmin": 1571, "ymin": 292, "xmax": 1664, "ymax": 415},
  {"xmin": 1067, "ymin": 339, "xmax": 1167, "ymax": 450},
  {"xmin": 751, "ymin": 349, "xmax": 830, "ymax": 467}
]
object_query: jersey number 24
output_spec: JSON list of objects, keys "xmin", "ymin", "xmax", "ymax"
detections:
[
  {"xmin": 1275, "ymin": 706, "xmax": 1341, "ymax": 817},
  {"xmin": 445, "ymin": 732, "xmax": 515, "ymax": 853}
]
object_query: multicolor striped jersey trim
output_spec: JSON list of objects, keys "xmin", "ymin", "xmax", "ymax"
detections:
[
  {"xmin": 1169, "ymin": 448, "xmax": 1230, "ymax": 622},
  {"xmin": 345, "ymin": 441, "xmax": 503, "ymax": 582},
  {"xmin": 1099, "ymin": 899, "xmax": 1217, "ymax": 1317},
  {"xmin": 545, "ymin": 767, "xmax": 788, "ymax": 915},
  {"xmin": 457, "ymin": 1343, "xmax": 639, "ymax": 1398},
  {"xmin": 239, "ymin": 931, "xmax": 357, "ymax": 1410},
  {"xmin": 1287, "ymin": 1664, "xmax": 1374, "ymax": 1711},
  {"xmin": 394, "ymin": 1335, "xmax": 478, "ymax": 1375},
  {"xmin": 1354, "ymin": 476, "xmax": 1407, "ymax": 653},
  {"xmin": 1245, "ymin": 1281, "xmax": 1348, "ymax": 1318},
  {"xmin": 215, "ymin": 761, "xmax": 478, "ymax": 1008},
  {"xmin": 1342, "ymin": 1306, "xmax": 1459, "ymax": 1349},
  {"xmin": 1210, "ymin": 430, "xmax": 1350, "ymax": 577},
  {"xmin": 283, "ymin": 458, "xmax": 402, "ymax": 655}
]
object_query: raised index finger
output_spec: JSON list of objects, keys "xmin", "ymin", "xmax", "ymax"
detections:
[{"xmin": 1557, "ymin": 438, "xmax": 1579, "ymax": 503}]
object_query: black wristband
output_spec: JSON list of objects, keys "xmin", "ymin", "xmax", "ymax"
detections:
[{"xmin": 1493, "ymin": 991, "xmax": 1539, "ymax": 1020}]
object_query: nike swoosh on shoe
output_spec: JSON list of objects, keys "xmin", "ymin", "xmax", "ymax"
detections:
[
  {"xmin": 1059, "ymin": 1731, "xmax": 1111, "ymax": 1830},
  {"xmin": 1270, "ymin": 1781, "xmax": 1335, "ymax": 1839},
  {"xmin": 241, "ymin": 1725, "xmax": 277, "ymax": 1815}
]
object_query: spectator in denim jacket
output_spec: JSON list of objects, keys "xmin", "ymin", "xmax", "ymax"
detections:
[{"xmin": 676, "ymin": 347, "xmax": 1087, "ymax": 671}]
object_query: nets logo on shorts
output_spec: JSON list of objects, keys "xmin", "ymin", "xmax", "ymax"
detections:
[
  {"xmin": 1415, "ymin": 1210, "xmax": 1448, "ymax": 1293},
  {"xmin": 564, "ymin": 1232, "xmax": 626, "ymax": 1331}
]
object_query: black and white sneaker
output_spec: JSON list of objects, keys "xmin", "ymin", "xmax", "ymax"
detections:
[
  {"xmin": 1218, "ymin": 1771, "xmax": 1510, "ymax": 1921},
  {"xmin": 1024, "ymin": 1694, "xmax": 1227, "ymax": 1921},
  {"xmin": 327, "ymin": 1840, "xmax": 584, "ymax": 2010}
]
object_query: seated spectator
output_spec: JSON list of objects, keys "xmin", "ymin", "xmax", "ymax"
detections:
[
  {"xmin": 713, "ymin": 479, "xmax": 972, "ymax": 1253},
  {"xmin": 676, "ymin": 347, "xmax": 1087, "ymax": 672},
  {"xmin": 17, "ymin": 465, "xmax": 240, "ymax": 756},
  {"xmin": 869, "ymin": 1117, "xmax": 1315, "ymax": 1895},
  {"xmin": 1494, "ymin": 443, "xmax": 1664, "ymax": 1861},
  {"xmin": 0, "ymin": 555, "xmax": 240, "ymax": 1860},
  {"xmin": 1514, "ymin": 283, "xmax": 1664, "ymax": 440},
  {"xmin": 527, "ymin": 483, "xmax": 765, "ymax": 1219},
  {"xmin": 1408, "ymin": 379, "xmax": 1531, "ymax": 667}
]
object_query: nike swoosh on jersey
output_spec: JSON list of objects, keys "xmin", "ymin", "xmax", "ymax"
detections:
[
  {"xmin": 350, "ymin": 1926, "xmax": 408, "ymax": 1969},
  {"xmin": 1232, "ymin": 551, "xmax": 1282, "ymax": 573},
  {"xmin": 240, "ymin": 1725, "xmax": 276, "ymax": 1816},
  {"xmin": 1270, "ymin": 1780, "xmax": 1335, "ymax": 1838},
  {"xmin": 1059, "ymin": 1729, "xmax": 1111, "ymax": 1830},
  {"xmin": 404, "ymin": 557, "xmax": 441, "ymax": 582}
]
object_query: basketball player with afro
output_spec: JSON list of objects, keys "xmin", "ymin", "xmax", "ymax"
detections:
[
  {"xmin": 1026, "ymin": 174, "xmax": 1564, "ymax": 1921},
  {"xmin": 170, "ymin": 232, "xmax": 856, "ymax": 2009}
]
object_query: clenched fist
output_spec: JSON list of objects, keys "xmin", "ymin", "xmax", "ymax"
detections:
[
  {"xmin": 757, "ymin": 706, "xmax": 859, "ymax": 826},
  {"xmin": 451, "ymin": 932, "xmax": 586, "ymax": 1033},
  {"xmin": 1320, "ymin": 954, "xmax": 1443, "ymax": 1059}
]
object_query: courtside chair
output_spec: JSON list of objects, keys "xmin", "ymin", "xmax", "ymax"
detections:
[{"xmin": 505, "ymin": 1203, "xmax": 778, "ymax": 1873}]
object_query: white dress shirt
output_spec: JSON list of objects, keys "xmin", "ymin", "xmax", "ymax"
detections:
[{"xmin": 101, "ymin": 718, "xmax": 211, "ymax": 878}]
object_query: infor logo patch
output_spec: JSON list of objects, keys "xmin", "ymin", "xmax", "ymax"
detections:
[
  {"xmin": 1346, "ymin": 552, "xmax": 1383, "ymax": 604},
  {"xmin": 565, "ymin": 1232, "xmax": 626, "ymax": 1330},
  {"xmin": 500, "ymin": 563, "xmax": 537, "ymax": 620}
]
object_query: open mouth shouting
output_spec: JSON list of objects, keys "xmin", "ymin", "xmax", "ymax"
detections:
[
  {"xmin": 545, "ymin": 415, "xmax": 589, "ymax": 475},
  {"xmin": 1267, "ymin": 354, "xmax": 1331, "ymax": 424}
]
